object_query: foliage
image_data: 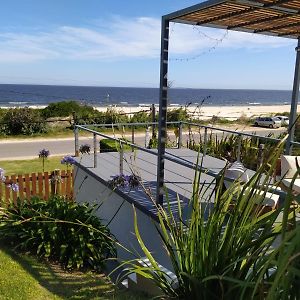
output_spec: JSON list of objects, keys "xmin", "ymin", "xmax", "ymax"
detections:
[
  {"xmin": 0, "ymin": 196, "xmax": 116, "ymax": 270},
  {"xmin": 100, "ymin": 139, "xmax": 131, "ymax": 152},
  {"xmin": 130, "ymin": 111, "xmax": 152, "ymax": 124},
  {"xmin": 41, "ymin": 101, "xmax": 93, "ymax": 119},
  {"xmin": 2, "ymin": 107, "xmax": 47, "ymax": 135},
  {"xmin": 189, "ymin": 131, "xmax": 280, "ymax": 170},
  {"xmin": 120, "ymin": 141, "xmax": 299, "ymax": 299},
  {"xmin": 167, "ymin": 107, "xmax": 190, "ymax": 123}
]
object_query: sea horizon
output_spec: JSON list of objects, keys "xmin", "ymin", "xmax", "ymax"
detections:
[{"xmin": 0, "ymin": 83, "xmax": 292, "ymax": 108}]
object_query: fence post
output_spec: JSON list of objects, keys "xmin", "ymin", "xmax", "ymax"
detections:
[
  {"xmin": 188, "ymin": 124, "xmax": 192, "ymax": 148},
  {"xmin": 74, "ymin": 126, "xmax": 79, "ymax": 157},
  {"xmin": 237, "ymin": 134, "xmax": 242, "ymax": 162},
  {"xmin": 51, "ymin": 169, "xmax": 60, "ymax": 196},
  {"xmin": 178, "ymin": 122, "xmax": 183, "ymax": 149},
  {"xmin": 257, "ymin": 143, "xmax": 265, "ymax": 170},
  {"xmin": 203, "ymin": 127, "xmax": 208, "ymax": 156},
  {"xmin": 132, "ymin": 126, "xmax": 135, "ymax": 152},
  {"xmin": 93, "ymin": 133, "xmax": 97, "ymax": 168},
  {"xmin": 119, "ymin": 143, "xmax": 124, "ymax": 174}
]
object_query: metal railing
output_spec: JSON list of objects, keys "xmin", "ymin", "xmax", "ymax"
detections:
[{"xmin": 74, "ymin": 121, "xmax": 291, "ymax": 203}]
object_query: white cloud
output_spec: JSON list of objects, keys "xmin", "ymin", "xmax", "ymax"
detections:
[{"xmin": 0, "ymin": 16, "xmax": 294, "ymax": 63}]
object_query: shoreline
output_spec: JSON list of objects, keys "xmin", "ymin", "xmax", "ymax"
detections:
[{"xmin": 0, "ymin": 103, "xmax": 295, "ymax": 120}]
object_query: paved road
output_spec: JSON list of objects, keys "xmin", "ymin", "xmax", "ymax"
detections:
[{"xmin": 0, "ymin": 127, "xmax": 286, "ymax": 161}]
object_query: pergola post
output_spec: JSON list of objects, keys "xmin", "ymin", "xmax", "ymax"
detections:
[
  {"xmin": 286, "ymin": 38, "xmax": 300, "ymax": 154},
  {"xmin": 156, "ymin": 17, "xmax": 169, "ymax": 205}
]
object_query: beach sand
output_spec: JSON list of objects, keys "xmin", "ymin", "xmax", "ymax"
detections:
[{"xmin": 94, "ymin": 104, "xmax": 294, "ymax": 120}]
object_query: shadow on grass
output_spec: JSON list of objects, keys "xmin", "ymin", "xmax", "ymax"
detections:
[{"xmin": 0, "ymin": 243, "xmax": 146, "ymax": 300}]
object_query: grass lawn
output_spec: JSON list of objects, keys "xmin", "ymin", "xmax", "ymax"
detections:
[
  {"xmin": 0, "ymin": 244, "xmax": 147, "ymax": 300},
  {"xmin": 0, "ymin": 157, "xmax": 67, "ymax": 176}
]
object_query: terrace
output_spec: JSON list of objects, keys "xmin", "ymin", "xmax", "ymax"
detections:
[{"xmin": 73, "ymin": 121, "xmax": 294, "ymax": 269}]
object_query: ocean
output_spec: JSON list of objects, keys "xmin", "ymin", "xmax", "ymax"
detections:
[{"xmin": 0, "ymin": 84, "xmax": 292, "ymax": 108}]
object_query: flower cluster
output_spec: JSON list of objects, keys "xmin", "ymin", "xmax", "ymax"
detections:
[
  {"xmin": 38, "ymin": 149, "xmax": 50, "ymax": 158},
  {"xmin": 61, "ymin": 155, "xmax": 76, "ymax": 166},
  {"xmin": 0, "ymin": 168, "xmax": 19, "ymax": 192},
  {"xmin": 0, "ymin": 168, "xmax": 5, "ymax": 182},
  {"xmin": 79, "ymin": 144, "xmax": 91, "ymax": 154},
  {"xmin": 109, "ymin": 174, "xmax": 140, "ymax": 189}
]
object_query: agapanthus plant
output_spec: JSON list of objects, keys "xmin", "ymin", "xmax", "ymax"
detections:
[
  {"xmin": 79, "ymin": 144, "xmax": 91, "ymax": 154},
  {"xmin": 38, "ymin": 149, "xmax": 50, "ymax": 172},
  {"xmin": 0, "ymin": 168, "xmax": 19, "ymax": 193},
  {"xmin": 61, "ymin": 155, "xmax": 76, "ymax": 169},
  {"xmin": 109, "ymin": 174, "xmax": 140, "ymax": 190}
]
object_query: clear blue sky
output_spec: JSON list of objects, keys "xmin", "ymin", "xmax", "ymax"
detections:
[{"xmin": 0, "ymin": 0, "xmax": 297, "ymax": 90}]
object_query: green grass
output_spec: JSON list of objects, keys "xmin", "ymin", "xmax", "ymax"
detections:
[
  {"xmin": 0, "ymin": 157, "xmax": 66, "ymax": 176},
  {"xmin": 0, "ymin": 244, "xmax": 147, "ymax": 300}
]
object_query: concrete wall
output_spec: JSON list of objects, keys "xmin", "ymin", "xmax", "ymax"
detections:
[{"xmin": 73, "ymin": 165, "xmax": 173, "ymax": 271}]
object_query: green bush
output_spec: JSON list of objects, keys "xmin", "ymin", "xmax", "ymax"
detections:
[
  {"xmin": 100, "ymin": 139, "xmax": 131, "ymax": 152},
  {"xmin": 167, "ymin": 107, "xmax": 190, "ymax": 123},
  {"xmin": 130, "ymin": 111, "xmax": 152, "ymax": 124},
  {"xmin": 2, "ymin": 108, "xmax": 47, "ymax": 135},
  {"xmin": 0, "ymin": 196, "xmax": 116, "ymax": 270}
]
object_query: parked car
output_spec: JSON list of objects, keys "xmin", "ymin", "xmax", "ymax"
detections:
[
  {"xmin": 254, "ymin": 117, "xmax": 281, "ymax": 128},
  {"xmin": 276, "ymin": 115, "xmax": 289, "ymax": 126}
]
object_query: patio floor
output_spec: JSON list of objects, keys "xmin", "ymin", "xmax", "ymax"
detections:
[{"xmin": 75, "ymin": 148, "xmax": 233, "ymax": 219}]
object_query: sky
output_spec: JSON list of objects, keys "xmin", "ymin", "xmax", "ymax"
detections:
[{"xmin": 0, "ymin": 0, "xmax": 297, "ymax": 90}]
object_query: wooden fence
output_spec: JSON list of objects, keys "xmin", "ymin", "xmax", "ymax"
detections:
[{"xmin": 0, "ymin": 170, "xmax": 73, "ymax": 204}]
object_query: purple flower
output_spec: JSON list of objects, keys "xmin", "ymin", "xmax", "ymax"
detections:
[
  {"xmin": 39, "ymin": 149, "xmax": 50, "ymax": 158},
  {"xmin": 0, "ymin": 168, "xmax": 5, "ymax": 182},
  {"xmin": 61, "ymin": 155, "xmax": 76, "ymax": 166},
  {"xmin": 109, "ymin": 173, "xmax": 140, "ymax": 189},
  {"xmin": 9, "ymin": 183, "xmax": 19, "ymax": 192}
]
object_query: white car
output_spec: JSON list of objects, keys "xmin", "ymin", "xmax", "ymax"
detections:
[
  {"xmin": 276, "ymin": 116, "xmax": 289, "ymax": 126},
  {"xmin": 254, "ymin": 117, "xmax": 281, "ymax": 128}
]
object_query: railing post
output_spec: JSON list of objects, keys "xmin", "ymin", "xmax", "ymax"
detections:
[
  {"xmin": 188, "ymin": 124, "xmax": 192, "ymax": 148},
  {"xmin": 257, "ymin": 143, "xmax": 265, "ymax": 170},
  {"xmin": 203, "ymin": 127, "xmax": 208, "ymax": 156},
  {"xmin": 178, "ymin": 122, "xmax": 183, "ymax": 149},
  {"xmin": 145, "ymin": 126, "xmax": 150, "ymax": 148},
  {"xmin": 131, "ymin": 126, "xmax": 135, "ymax": 152},
  {"xmin": 74, "ymin": 126, "xmax": 79, "ymax": 157},
  {"xmin": 237, "ymin": 134, "xmax": 242, "ymax": 162},
  {"xmin": 93, "ymin": 133, "xmax": 97, "ymax": 168},
  {"xmin": 119, "ymin": 143, "xmax": 124, "ymax": 174},
  {"xmin": 151, "ymin": 104, "xmax": 156, "ymax": 139}
]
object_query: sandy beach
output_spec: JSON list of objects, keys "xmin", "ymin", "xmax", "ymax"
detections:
[
  {"xmin": 1, "ymin": 103, "xmax": 295, "ymax": 120},
  {"xmin": 93, "ymin": 104, "xmax": 294, "ymax": 120}
]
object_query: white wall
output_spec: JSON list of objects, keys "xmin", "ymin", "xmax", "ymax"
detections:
[{"xmin": 73, "ymin": 165, "xmax": 173, "ymax": 271}]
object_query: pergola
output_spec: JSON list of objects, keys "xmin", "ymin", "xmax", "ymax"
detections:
[{"xmin": 156, "ymin": 0, "xmax": 300, "ymax": 204}]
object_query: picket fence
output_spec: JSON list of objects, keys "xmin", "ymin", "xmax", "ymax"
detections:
[{"xmin": 0, "ymin": 170, "xmax": 73, "ymax": 204}]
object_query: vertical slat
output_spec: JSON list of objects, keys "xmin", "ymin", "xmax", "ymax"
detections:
[
  {"xmin": 61, "ymin": 170, "xmax": 66, "ymax": 197},
  {"xmin": 32, "ymin": 173, "xmax": 37, "ymax": 197},
  {"xmin": 44, "ymin": 172, "xmax": 49, "ymax": 200},
  {"xmin": 38, "ymin": 172, "xmax": 43, "ymax": 198},
  {"xmin": 25, "ymin": 174, "xmax": 31, "ymax": 200},
  {"xmin": 66, "ymin": 170, "xmax": 72, "ymax": 199},
  {"xmin": 5, "ymin": 176, "xmax": 10, "ymax": 205},
  {"xmin": 11, "ymin": 175, "xmax": 17, "ymax": 204},
  {"xmin": 18, "ymin": 175, "xmax": 24, "ymax": 200}
]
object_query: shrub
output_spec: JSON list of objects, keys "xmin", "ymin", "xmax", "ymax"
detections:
[
  {"xmin": 130, "ymin": 111, "xmax": 152, "ymax": 124},
  {"xmin": 2, "ymin": 108, "xmax": 47, "ymax": 135},
  {"xmin": 0, "ymin": 196, "xmax": 116, "ymax": 270},
  {"xmin": 167, "ymin": 107, "xmax": 190, "ymax": 123},
  {"xmin": 100, "ymin": 139, "xmax": 131, "ymax": 152}
]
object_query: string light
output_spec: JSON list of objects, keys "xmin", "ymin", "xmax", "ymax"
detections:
[{"xmin": 170, "ymin": 28, "xmax": 229, "ymax": 62}]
